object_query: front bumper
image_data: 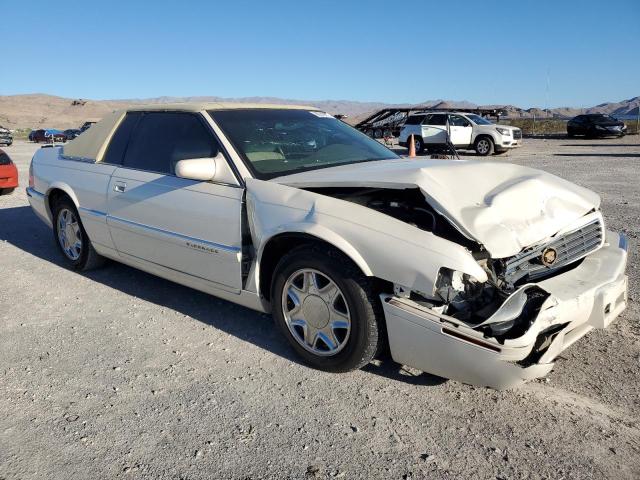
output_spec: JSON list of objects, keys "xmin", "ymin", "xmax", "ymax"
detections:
[
  {"xmin": 498, "ymin": 137, "xmax": 521, "ymax": 148},
  {"xmin": 381, "ymin": 230, "xmax": 628, "ymax": 389}
]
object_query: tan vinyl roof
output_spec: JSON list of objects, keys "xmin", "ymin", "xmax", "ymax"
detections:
[{"xmin": 62, "ymin": 102, "xmax": 318, "ymax": 162}]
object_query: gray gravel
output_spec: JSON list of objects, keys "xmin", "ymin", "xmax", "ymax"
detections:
[{"xmin": 1, "ymin": 137, "xmax": 639, "ymax": 479}]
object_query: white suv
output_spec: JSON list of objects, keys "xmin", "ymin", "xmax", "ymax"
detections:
[{"xmin": 398, "ymin": 112, "xmax": 522, "ymax": 156}]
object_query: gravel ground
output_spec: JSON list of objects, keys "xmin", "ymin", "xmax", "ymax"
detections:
[{"xmin": 1, "ymin": 137, "xmax": 639, "ymax": 479}]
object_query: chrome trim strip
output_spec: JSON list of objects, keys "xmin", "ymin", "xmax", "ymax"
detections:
[
  {"xmin": 26, "ymin": 187, "xmax": 45, "ymax": 199},
  {"xmin": 78, "ymin": 207, "xmax": 108, "ymax": 218},
  {"xmin": 107, "ymin": 215, "xmax": 241, "ymax": 254},
  {"xmin": 59, "ymin": 155, "xmax": 96, "ymax": 164}
]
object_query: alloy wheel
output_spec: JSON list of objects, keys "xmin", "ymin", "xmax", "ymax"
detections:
[
  {"xmin": 281, "ymin": 268, "xmax": 351, "ymax": 356},
  {"xmin": 477, "ymin": 139, "xmax": 490, "ymax": 154},
  {"xmin": 57, "ymin": 208, "xmax": 83, "ymax": 260}
]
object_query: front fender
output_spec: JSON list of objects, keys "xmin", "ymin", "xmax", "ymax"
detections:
[{"xmin": 246, "ymin": 179, "xmax": 487, "ymax": 297}]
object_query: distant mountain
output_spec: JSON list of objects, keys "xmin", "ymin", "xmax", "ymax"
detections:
[{"xmin": 0, "ymin": 93, "xmax": 637, "ymax": 130}]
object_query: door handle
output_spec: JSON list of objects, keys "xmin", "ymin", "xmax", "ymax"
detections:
[{"xmin": 113, "ymin": 182, "xmax": 127, "ymax": 193}]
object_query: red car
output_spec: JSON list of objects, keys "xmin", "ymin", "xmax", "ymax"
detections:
[{"xmin": 0, "ymin": 149, "xmax": 18, "ymax": 195}]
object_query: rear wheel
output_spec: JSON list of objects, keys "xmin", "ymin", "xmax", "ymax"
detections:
[
  {"xmin": 52, "ymin": 197, "xmax": 105, "ymax": 271},
  {"xmin": 475, "ymin": 136, "xmax": 494, "ymax": 156},
  {"xmin": 271, "ymin": 245, "xmax": 384, "ymax": 372}
]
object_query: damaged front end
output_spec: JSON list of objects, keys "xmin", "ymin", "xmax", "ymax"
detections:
[
  {"xmin": 382, "ymin": 226, "xmax": 628, "ymax": 390},
  {"xmin": 254, "ymin": 165, "xmax": 628, "ymax": 388},
  {"xmin": 311, "ymin": 188, "xmax": 627, "ymax": 389}
]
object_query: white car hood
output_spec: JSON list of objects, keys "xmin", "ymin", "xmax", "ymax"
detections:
[{"xmin": 271, "ymin": 158, "xmax": 600, "ymax": 258}]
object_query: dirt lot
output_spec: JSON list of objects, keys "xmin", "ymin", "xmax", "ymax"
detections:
[{"xmin": 1, "ymin": 138, "xmax": 639, "ymax": 479}]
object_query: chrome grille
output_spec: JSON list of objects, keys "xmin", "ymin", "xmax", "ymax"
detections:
[
  {"xmin": 512, "ymin": 129, "xmax": 522, "ymax": 140},
  {"xmin": 504, "ymin": 217, "xmax": 603, "ymax": 284}
]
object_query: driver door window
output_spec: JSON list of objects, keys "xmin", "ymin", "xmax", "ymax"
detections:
[{"xmin": 122, "ymin": 112, "xmax": 219, "ymax": 175}]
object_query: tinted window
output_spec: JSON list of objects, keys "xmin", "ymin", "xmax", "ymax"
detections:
[
  {"xmin": 425, "ymin": 114, "xmax": 447, "ymax": 126},
  {"xmin": 0, "ymin": 152, "xmax": 11, "ymax": 165},
  {"xmin": 123, "ymin": 112, "xmax": 218, "ymax": 175},
  {"xmin": 102, "ymin": 113, "xmax": 142, "ymax": 165},
  {"xmin": 405, "ymin": 115, "xmax": 425, "ymax": 125},
  {"xmin": 449, "ymin": 115, "xmax": 470, "ymax": 127}
]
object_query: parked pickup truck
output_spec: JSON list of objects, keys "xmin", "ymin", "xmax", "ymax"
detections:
[
  {"xmin": 27, "ymin": 103, "xmax": 628, "ymax": 389},
  {"xmin": 398, "ymin": 112, "xmax": 522, "ymax": 155}
]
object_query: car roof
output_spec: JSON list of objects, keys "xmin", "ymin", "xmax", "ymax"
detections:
[{"xmin": 63, "ymin": 102, "xmax": 320, "ymax": 163}]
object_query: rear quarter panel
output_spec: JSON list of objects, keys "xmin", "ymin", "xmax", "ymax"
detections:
[{"xmin": 32, "ymin": 147, "xmax": 118, "ymax": 249}]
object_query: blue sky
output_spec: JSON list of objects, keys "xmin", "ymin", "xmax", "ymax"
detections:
[{"xmin": 2, "ymin": 0, "xmax": 638, "ymax": 108}]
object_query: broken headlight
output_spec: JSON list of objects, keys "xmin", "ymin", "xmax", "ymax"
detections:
[{"xmin": 434, "ymin": 268, "xmax": 498, "ymax": 320}]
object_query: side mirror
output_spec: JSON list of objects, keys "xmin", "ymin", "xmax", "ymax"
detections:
[{"xmin": 175, "ymin": 156, "xmax": 218, "ymax": 181}]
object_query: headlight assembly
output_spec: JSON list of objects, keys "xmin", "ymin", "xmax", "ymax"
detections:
[{"xmin": 495, "ymin": 127, "xmax": 511, "ymax": 136}]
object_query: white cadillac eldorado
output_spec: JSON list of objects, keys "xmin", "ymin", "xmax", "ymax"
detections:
[{"xmin": 27, "ymin": 103, "xmax": 628, "ymax": 389}]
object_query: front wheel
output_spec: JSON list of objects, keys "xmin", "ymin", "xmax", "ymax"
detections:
[
  {"xmin": 52, "ymin": 197, "xmax": 105, "ymax": 271},
  {"xmin": 475, "ymin": 137, "xmax": 494, "ymax": 156},
  {"xmin": 271, "ymin": 245, "xmax": 384, "ymax": 372}
]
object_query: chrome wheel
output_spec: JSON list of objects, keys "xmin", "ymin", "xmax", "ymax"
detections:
[
  {"xmin": 476, "ymin": 139, "xmax": 490, "ymax": 155},
  {"xmin": 281, "ymin": 269, "xmax": 351, "ymax": 356},
  {"xmin": 57, "ymin": 208, "xmax": 82, "ymax": 260}
]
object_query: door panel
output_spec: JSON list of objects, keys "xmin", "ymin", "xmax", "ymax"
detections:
[
  {"xmin": 107, "ymin": 168, "xmax": 244, "ymax": 292},
  {"xmin": 448, "ymin": 115, "xmax": 473, "ymax": 146}
]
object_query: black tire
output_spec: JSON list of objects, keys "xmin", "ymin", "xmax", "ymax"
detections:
[
  {"xmin": 474, "ymin": 136, "xmax": 494, "ymax": 156},
  {"xmin": 0, "ymin": 188, "xmax": 15, "ymax": 195},
  {"xmin": 51, "ymin": 196, "xmax": 106, "ymax": 271},
  {"xmin": 271, "ymin": 244, "xmax": 384, "ymax": 373}
]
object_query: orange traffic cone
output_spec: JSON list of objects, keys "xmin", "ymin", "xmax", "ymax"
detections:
[{"xmin": 408, "ymin": 134, "xmax": 416, "ymax": 158}]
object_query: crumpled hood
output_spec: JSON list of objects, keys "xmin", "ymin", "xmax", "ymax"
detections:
[{"xmin": 271, "ymin": 158, "xmax": 600, "ymax": 258}]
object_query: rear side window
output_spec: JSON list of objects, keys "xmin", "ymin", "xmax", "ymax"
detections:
[
  {"xmin": 122, "ymin": 112, "xmax": 219, "ymax": 175},
  {"xmin": 102, "ymin": 112, "xmax": 142, "ymax": 165},
  {"xmin": 425, "ymin": 114, "xmax": 447, "ymax": 126}
]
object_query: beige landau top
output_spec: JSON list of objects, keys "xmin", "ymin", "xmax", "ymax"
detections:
[{"xmin": 62, "ymin": 102, "xmax": 316, "ymax": 162}]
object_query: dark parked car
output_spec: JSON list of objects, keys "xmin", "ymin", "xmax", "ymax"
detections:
[
  {"xmin": 0, "ymin": 126, "xmax": 12, "ymax": 146},
  {"xmin": 64, "ymin": 129, "xmax": 82, "ymax": 140},
  {"xmin": 30, "ymin": 129, "xmax": 67, "ymax": 143},
  {"xmin": 567, "ymin": 114, "xmax": 627, "ymax": 138}
]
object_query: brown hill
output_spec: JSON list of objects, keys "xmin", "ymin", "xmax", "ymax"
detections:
[{"xmin": 0, "ymin": 94, "xmax": 637, "ymax": 130}]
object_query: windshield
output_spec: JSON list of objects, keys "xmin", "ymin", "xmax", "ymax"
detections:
[
  {"xmin": 208, "ymin": 109, "xmax": 398, "ymax": 179},
  {"xmin": 466, "ymin": 114, "xmax": 493, "ymax": 125}
]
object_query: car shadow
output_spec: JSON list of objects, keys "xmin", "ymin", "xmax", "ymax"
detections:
[
  {"xmin": 0, "ymin": 205, "xmax": 439, "ymax": 386},
  {"xmin": 554, "ymin": 153, "xmax": 639, "ymax": 158}
]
